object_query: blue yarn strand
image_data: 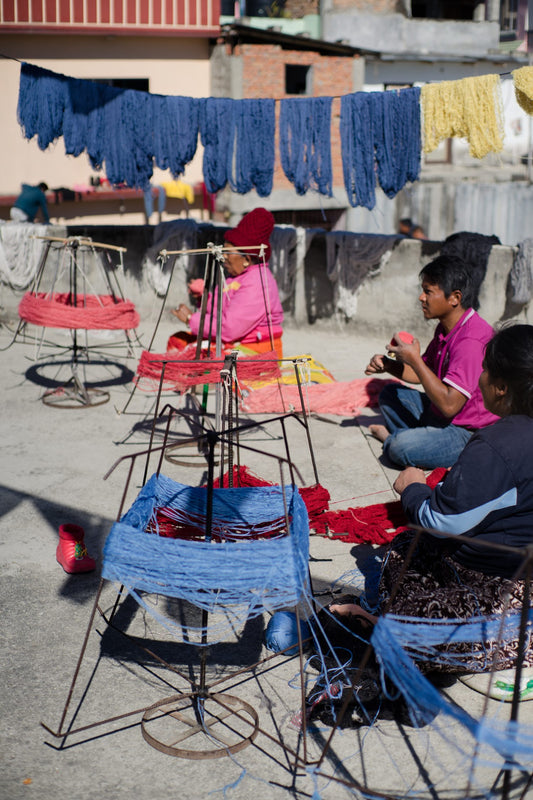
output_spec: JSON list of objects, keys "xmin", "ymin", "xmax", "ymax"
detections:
[
  {"xmin": 152, "ymin": 94, "xmax": 200, "ymax": 177},
  {"xmin": 230, "ymin": 98, "xmax": 275, "ymax": 196},
  {"xmin": 280, "ymin": 97, "xmax": 333, "ymax": 197},
  {"xmin": 374, "ymin": 86, "xmax": 421, "ymax": 198},
  {"xmin": 340, "ymin": 92, "xmax": 376, "ymax": 210},
  {"xmin": 17, "ymin": 62, "xmax": 68, "ymax": 150},
  {"xmin": 200, "ymin": 97, "xmax": 235, "ymax": 194}
]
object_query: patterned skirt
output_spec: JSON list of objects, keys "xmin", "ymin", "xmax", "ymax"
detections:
[{"xmin": 379, "ymin": 532, "xmax": 533, "ymax": 673}]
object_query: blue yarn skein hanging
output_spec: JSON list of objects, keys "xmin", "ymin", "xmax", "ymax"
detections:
[
  {"xmin": 17, "ymin": 62, "xmax": 68, "ymax": 150},
  {"xmin": 200, "ymin": 97, "xmax": 235, "ymax": 194},
  {"xmin": 340, "ymin": 92, "xmax": 376, "ymax": 210},
  {"xmin": 374, "ymin": 86, "xmax": 421, "ymax": 198},
  {"xmin": 230, "ymin": 98, "xmax": 275, "ymax": 197},
  {"xmin": 280, "ymin": 97, "xmax": 333, "ymax": 197},
  {"xmin": 152, "ymin": 94, "xmax": 200, "ymax": 178}
]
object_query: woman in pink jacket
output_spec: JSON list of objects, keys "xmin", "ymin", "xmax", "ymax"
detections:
[{"xmin": 168, "ymin": 207, "xmax": 284, "ymax": 357}]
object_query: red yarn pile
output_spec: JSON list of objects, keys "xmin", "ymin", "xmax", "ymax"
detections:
[
  {"xmin": 134, "ymin": 345, "xmax": 281, "ymax": 393},
  {"xmin": 18, "ymin": 292, "xmax": 140, "ymax": 330},
  {"xmin": 212, "ymin": 465, "xmax": 448, "ymax": 546}
]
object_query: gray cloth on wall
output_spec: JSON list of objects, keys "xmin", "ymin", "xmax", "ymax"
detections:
[
  {"xmin": 326, "ymin": 232, "xmax": 400, "ymax": 292},
  {"xmin": 0, "ymin": 221, "xmax": 68, "ymax": 290},
  {"xmin": 508, "ymin": 238, "xmax": 533, "ymax": 306},
  {"xmin": 440, "ymin": 231, "xmax": 500, "ymax": 310},
  {"xmin": 269, "ymin": 226, "xmax": 298, "ymax": 304},
  {"xmin": 142, "ymin": 219, "xmax": 199, "ymax": 296}
]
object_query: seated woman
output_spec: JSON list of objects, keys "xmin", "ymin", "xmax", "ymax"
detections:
[
  {"xmin": 331, "ymin": 324, "xmax": 533, "ymax": 673},
  {"xmin": 167, "ymin": 207, "xmax": 284, "ymax": 358}
]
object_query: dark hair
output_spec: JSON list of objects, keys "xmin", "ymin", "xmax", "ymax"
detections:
[
  {"xmin": 419, "ymin": 254, "xmax": 476, "ymax": 310},
  {"xmin": 484, "ymin": 324, "xmax": 533, "ymax": 416},
  {"xmin": 38, "ymin": 182, "xmax": 48, "ymax": 192}
]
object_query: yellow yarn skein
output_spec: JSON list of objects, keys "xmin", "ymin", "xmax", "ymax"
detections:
[
  {"xmin": 512, "ymin": 66, "xmax": 533, "ymax": 116},
  {"xmin": 421, "ymin": 73, "xmax": 504, "ymax": 159}
]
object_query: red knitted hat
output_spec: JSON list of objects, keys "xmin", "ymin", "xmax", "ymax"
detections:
[{"xmin": 224, "ymin": 207, "xmax": 274, "ymax": 262}]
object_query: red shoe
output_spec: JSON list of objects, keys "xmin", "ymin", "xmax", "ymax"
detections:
[{"xmin": 56, "ymin": 523, "xmax": 96, "ymax": 574}]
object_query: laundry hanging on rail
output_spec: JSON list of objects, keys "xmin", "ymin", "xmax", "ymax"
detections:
[
  {"xmin": 340, "ymin": 87, "xmax": 421, "ymax": 210},
  {"xmin": 279, "ymin": 97, "xmax": 333, "ymax": 197}
]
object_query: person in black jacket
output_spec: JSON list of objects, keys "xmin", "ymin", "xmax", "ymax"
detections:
[{"xmin": 332, "ymin": 324, "xmax": 533, "ymax": 671}]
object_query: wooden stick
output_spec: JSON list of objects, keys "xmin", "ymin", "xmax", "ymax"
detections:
[{"xmin": 31, "ymin": 235, "xmax": 127, "ymax": 253}]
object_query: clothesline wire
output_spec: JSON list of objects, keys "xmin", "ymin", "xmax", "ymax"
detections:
[{"xmin": 0, "ymin": 52, "xmax": 521, "ymax": 101}]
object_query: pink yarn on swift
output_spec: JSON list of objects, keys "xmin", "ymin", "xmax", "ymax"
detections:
[
  {"xmin": 19, "ymin": 292, "xmax": 140, "ymax": 330},
  {"xmin": 134, "ymin": 346, "xmax": 281, "ymax": 393},
  {"xmin": 240, "ymin": 377, "xmax": 399, "ymax": 417}
]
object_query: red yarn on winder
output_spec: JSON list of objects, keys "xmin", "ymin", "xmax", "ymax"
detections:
[
  {"xmin": 18, "ymin": 292, "xmax": 140, "ymax": 330},
  {"xmin": 134, "ymin": 345, "xmax": 281, "ymax": 393}
]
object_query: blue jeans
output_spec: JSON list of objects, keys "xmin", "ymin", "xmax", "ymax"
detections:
[{"xmin": 378, "ymin": 383, "xmax": 472, "ymax": 469}]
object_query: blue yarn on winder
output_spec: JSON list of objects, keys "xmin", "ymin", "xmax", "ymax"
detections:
[
  {"xmin": 372, "ymin": 615, "xmax": 533, "ymax": 762},
  {"xmin": 279, "ymin": 97, "xmax": 333, "ymax": 197},
  {"xmin": 229, "ymin": 98, "xmax": 275, "ymax": 197},
  {"xmin": 102, "ymin": 474, "xmax": 310, "ymax": 633}
]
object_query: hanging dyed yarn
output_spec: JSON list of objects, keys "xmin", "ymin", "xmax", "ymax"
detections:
[
  {"xmin": 512, "ymin": 65, "xmax": 533, "ymax": 115},
  {"xmin": 199, "ymin": 98, "xmax": 275, "ymax": 196},
  {"xmin": 152, "ymin": 94, "xmax": 200, "ymax": 177},
  {"xmin": 18, "ymin": 292, "xmax": 140, "ymax": 330},
  {"xmin": 17, "ymin": 62, "xmax": 68, "ymax": 150},
  {"xmin": 17, "ymin": 63, "xmax": 200, "ymax": 189},
  {"xmin": 340, "ymin": 88, "xmax": 421, "ymax": 209},
  {"xmin": 340, "ymin": 92, "xmax": 376, "ymax": 209},
  {"xmin": 373, "ymin": 86, "xmax": 421, "ymax": 198},
  {"xmin": 230, "ymin": 98, "xmax": 275, "ymax": 196},
  {"xmin": 199, "ymin": 98, "xmax": 235, "ymax": 194},
  {"xmin": 421, "ymin": 73, "xmax": 504, "ymax": 159},
  {"xmin": 279, "ymin": 97, "xmax": 333, "ymax": 196}
]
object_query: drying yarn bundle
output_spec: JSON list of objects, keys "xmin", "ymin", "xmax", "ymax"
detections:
[
  {"xmin": 512, "ymin": 65, "xmax": 533, "ymax": 116},
  {"xmin": 279, "ymin": 97, "xmax": 333, "ymax": 196},
  {"xmin": 421, "ymin": 73, "xmax": 504, "ymax": 158}
]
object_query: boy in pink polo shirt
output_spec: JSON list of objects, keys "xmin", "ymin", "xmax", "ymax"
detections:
[{"xmin": 365, "ymin": 254, "xmax": 498, "ymax": 469}]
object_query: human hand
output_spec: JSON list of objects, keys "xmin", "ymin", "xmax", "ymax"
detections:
[
  {"xmin": 393, "ymin": 467, "xmax": 426, "ymax": 495},
  {"xmin": 364, "ymin": 354, "xmax": 387, "ymax": 375},
  {"xmin": 172, "ymin": 303, "xmax": 192, "ymax": 324},
  {"xmin": 386, "ymin": 332, "xmax": 420, "ymax": 365}
]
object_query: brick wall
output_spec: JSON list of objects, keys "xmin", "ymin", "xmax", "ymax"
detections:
[
  {"xmin": 283, "ymin": 0, "xmax": 318, "ymax": 18},
  {"xmin": 240, "ymin": 44, "xmax": 358, "ymax": 191}
]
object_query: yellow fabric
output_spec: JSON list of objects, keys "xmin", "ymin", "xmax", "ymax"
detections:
[
  {"xmin": 421, "ymin": 73, "xmax": 504, "ymax": 159},
  {"xmin": 160, "ymin": 180, "xmax": 195, "ymax": 203},
  {"xmin": 512, "ymin": 66, "xmax": 533, "ymax": 115}
]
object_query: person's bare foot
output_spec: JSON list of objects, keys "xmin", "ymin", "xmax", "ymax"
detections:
[
  {"xmin": 328, "ymin": 602, "xmax": 377, "ymax": 625},
  {"xmin": 368, "ymin": 424, "xmax": 389, "ymax": 443}
]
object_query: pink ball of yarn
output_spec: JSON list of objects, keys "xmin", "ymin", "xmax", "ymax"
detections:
[{"xmin": 390, "ymin": 331, "xmax": 414, "ymax": 347}]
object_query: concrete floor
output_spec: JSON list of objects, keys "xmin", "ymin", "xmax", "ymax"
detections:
[{"xmin": 0, "ymin": 317, "xmax": 532, "ymax": 800}]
